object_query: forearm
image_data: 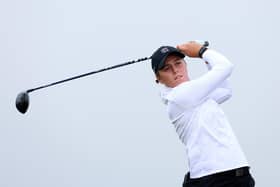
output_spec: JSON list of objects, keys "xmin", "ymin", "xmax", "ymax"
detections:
[
  {"xmin": 166, "ymin": 49, "xmax": 234, "ymax": 108},
  {"xmin": 202, "ymin": 49, "xmax": 234, "ymax": 72},
  {"xmin": 205, "ymin": 55, "xmax": 231, "ymax": 90}
]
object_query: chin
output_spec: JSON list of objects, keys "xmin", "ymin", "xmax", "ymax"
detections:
[{"xmin": 170, "ymin": 80, "xmax": 186, "ymax": 88}]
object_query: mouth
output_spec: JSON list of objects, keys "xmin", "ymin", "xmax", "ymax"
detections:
[{"xmin": 175, "ymin": 75, "xmax": 183, "ymax": 80}]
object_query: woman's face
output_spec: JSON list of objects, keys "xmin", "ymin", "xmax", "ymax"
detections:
[{"xmin": 156, "ymin": 55, "xmax": 189, "ymax": 88}]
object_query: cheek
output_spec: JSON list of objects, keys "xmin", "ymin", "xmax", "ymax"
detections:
[
  {"xmin": 184, "ymin": 67, "xmax": 188, "ymax": 75},
  {"xmin": 163, "ymin": 72, "xmax": 173, "ymax": 79},
  {"xmin": 183, "ymin": 65, "xmax": 189, "ymax": 76},
  {"xmin": 158, "ymin": 72, "xmax": 173, "ymax": 84},
  {"xmin": 160, "ymin": 74, "xmax": 174, "ymax": 87}
]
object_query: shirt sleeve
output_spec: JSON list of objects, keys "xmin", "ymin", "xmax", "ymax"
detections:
[
  {"xmin": 206, "ymin": 61, "xmax": 232, "ymax": 104},
  {"xmin": 165, "ymin": 49, "xmax": 234, "ymax": 109}
]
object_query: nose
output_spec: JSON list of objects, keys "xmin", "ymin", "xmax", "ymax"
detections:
[{"xmin": 171, "ymin": 65, "xmax": 179, "ymax": 74}]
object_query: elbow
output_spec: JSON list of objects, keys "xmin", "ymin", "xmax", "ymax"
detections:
[
  {"xmin": 217, "ymin": 91, "xmax": 232, "ymax": 104},
  {"xmin": 214, "ymin": 62, "xmax": 234, "ymax": 78},
  {"xmin": 221, "ymin": 55, "xmax": 234, "ymax": 76},
  {"xmin": 221, "ymin": 54, "xmax": 234, "ymax": 74},
  {"xmin": 227, "ymin": 63, "xmax": 234, "ymax": 76}
]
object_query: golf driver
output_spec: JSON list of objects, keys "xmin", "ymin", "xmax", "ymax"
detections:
[
  {"xmin": 15, "ymin": 57, "xmax": 150, "ymax": 114},
  {"xmin": 15, "ymin": 41, "xmax": 209, "ymax": 114}
]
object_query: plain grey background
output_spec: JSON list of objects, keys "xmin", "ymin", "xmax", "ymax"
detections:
[{"xmin": 1, "ymin": 0, "xmax": 279, "ymax": 186}]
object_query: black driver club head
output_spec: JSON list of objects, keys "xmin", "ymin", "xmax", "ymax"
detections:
[{"xmin": 15, "ymin": 91, "xmax": 30, "ymax": 114}]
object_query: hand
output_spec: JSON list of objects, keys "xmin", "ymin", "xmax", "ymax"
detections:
[{"xmin": 176, "ymin": 41, "xmax": 203, "ymax": 58}]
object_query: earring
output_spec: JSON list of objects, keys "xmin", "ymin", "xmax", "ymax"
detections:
[{"xmin": 155, "ymin": 80, "xmax": 159, "ymax": 83}]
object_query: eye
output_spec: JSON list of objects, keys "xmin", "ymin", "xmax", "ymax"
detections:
[
  {"xmin": 162, "ymin": 66, "xmax": 170, "ymax": 71},
  {"xmin": 175, "ymin": 61, "xmax": 182, "ymax": 66}
]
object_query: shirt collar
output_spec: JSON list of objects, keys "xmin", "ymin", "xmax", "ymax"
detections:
[
  {"xmin": 158, "ymin": 81, "xmax": 190, "ymax": 104},
  {"xmin": 158, "ymin": 84, "xmax": 173, "ymax": 105}
]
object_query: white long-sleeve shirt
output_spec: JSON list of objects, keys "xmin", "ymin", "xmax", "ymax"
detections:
[{"xmin": 160, "ymin": 49, "xmax": 248, "ymax": 178}]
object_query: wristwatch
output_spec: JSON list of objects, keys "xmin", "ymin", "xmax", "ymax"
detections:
[{"xmin": 198, "ymin": 46, "xmax": 208, "ymax": 58}]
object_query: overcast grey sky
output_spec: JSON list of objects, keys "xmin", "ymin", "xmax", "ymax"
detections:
[{"xmin": 1, "ymin": 0, "xmax": 280, "ymax": 186}]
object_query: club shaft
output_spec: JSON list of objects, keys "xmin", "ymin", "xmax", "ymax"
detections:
[{"xmin": 27, "ymin": 57, "xmax": 150, "ymax": 93}]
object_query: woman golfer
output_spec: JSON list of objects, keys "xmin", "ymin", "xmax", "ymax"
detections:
[{"xmin": 151, "ymin": 41, "xmax": 255, "ymax": 187}]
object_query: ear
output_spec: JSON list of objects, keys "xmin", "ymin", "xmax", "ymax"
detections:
[{"xmin": 155, "ymin": 73, "xmax": 161, "ymax": 84}]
